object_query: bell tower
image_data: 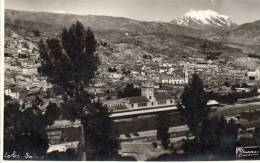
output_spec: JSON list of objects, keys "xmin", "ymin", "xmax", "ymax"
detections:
[
  {"xmin": 141, "ymin": 81, "xmax": 155, "ymax": 101},
  {"xmin": 184, "ymin": 64, "xmax": 189, "ymax": 84}
]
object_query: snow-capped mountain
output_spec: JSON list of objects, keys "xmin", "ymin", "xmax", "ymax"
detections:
[{"xmin": 172, "ymin": 10, "xmax": 235, "ymax": 29}]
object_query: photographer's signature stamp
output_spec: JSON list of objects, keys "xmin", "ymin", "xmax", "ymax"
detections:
[
  {"xmin": 236, "ymin": 146, "xmax": 260, "ymax": 159},
  {"xmin": 4, "ymin": 151, "xmax": 44, "ymax": 160}
]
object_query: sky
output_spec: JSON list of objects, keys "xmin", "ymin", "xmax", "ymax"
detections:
[{"xmin": 5, "ymin": 0, "xmax": 260, "ymax": 24}]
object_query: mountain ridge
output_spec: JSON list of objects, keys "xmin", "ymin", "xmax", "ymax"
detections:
[
  {"xmin": 171, "ymin": 9, "xmax": 235, "ymax": 30},
  {"xmin": 5, "ymin": 9, "xmax": 260, "ymax": 62},
  {"xmin": 5, "ymin": 9, "xmax": 203, "ymax": 37}
]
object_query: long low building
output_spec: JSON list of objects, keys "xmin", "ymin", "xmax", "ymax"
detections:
[
  {"xmin": 110, "ymin": 105, "xmax": 177, "ymax": 118},
  {"xmin": 103, "ymin": 81, "xmax": 177, "ymax": 112}
]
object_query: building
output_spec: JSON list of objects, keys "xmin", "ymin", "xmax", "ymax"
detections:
[
  {"xmin": 4, "ymin": 87, "xmax": 20, "ymax": 99},
  {"xmin": 246, "ymin": 68, "xmax": 260, "ymax": 81},
  {"xmin": 161, "ymin": 77, "xmax": 186, "ymax": 85},
  {"xmin": 103, "ymin": 81, "xmax": 177, "ymax": 112},
  {"xmin": 160, "ymin": 65, "xmax": 189, "ymax": 85}
]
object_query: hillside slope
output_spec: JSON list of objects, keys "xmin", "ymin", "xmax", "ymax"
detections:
[{"xmin": 5, "ymin": 9, "xmax": 245, "ymax": 61}]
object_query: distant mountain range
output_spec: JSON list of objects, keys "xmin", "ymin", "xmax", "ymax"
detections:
[
  {"xmin": 4, "ymin": 9, "xmax": 260, "ymax": 66},
  {"xmin": 4, "ymin": 9, "xmax": 201, "ymax": 36}
]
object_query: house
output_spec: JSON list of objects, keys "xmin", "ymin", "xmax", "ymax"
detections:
[
  {"xmin": 161, "ymin": 77, "xmax": 185, "ymax": 85},
  {"xmin": 160, "ymin": 65, "xmax": 189, "ymax": 85},
  {"xmin": 4, "ymin": 87, "xmax": 20, "ymax": 99},
  {"xmin": 246, "ymin": 68, "xmax": 260, "ymax": 81},
  {"xmin": 195, "ymin": 62, "xmax": 218, "ymax": 71}
]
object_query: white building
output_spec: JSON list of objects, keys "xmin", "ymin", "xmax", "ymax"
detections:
[
  {"xmin": 4, "ymin": 88, "xmax": 20, "ymax": 99},
  {"xmin": 160, "ymin": 65, "xmax": 189, "ymax": 85},
  {"xmin": 161, "ymin": 78, "xmax": 186, "ymax": 85},
  {"xmin": 247, "ymin": 68, "xmax": 260, "ymax": 81},
  {"xmin": 103, "ymin": 81, "xmax": 176, "ymax": 112}
]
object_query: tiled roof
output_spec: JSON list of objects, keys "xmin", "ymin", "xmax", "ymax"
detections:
[
  {"xmin": 111, "ymin": 105, "xmax": 128, "ymax": 111},
  {"xmin": 127, "ymin": 96, "xmax": 149, "ymax": 104},
  {"xmin": 154, "ymin": 93, "xmax": 174, "ymax": 101}
]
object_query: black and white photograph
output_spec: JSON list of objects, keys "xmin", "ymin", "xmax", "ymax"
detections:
[{"xmin": 2, "ymin": 0, "xmax": 260, "ymax": 161}]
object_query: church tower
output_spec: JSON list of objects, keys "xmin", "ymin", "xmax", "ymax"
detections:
[
  {"xmin": 141, "ymin": 81, "xmax": 155, "ymax": 101},
  {"xmin": 184, "ymin": 64, "xmax": 189, "ymax": 84},
  {"xmin": 141, "ymin": 58, "xmax": 156, "ymax": 101}
]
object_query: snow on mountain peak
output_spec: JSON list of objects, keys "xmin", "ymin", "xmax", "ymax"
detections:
[{"xmin": 175, "ymin": 9, "xmax": 233, "ymax": 28}]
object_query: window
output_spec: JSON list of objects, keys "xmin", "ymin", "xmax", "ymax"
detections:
[
  {"xmin": 249, "ymin": 76, "xmax": 256, "ymax": 80},
  {"xmin": 170, "ymin": 100, "xmax": 173, "ymax": 103},
  {"xmin": 149, "ymin": 96, "xmax": 152, "ymax": 100},
  {"xmin": 158, "ymin": 100, "xmax": 166, "ymax": 105},
  {"xmin": 131, "ymin": 104, "xmax": 134, "ymax": 108},
  {"xmin": 151, "ymin": 102, "xmax": 154, "ymax": 106},
  {"xmin": 138, "ymin": 102, "xmax": 147, "ymax": 107}
]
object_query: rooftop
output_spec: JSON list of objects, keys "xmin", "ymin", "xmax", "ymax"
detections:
[
  {"xmin": 127, "ymin": 96, "xmax": 149, "ymax": 104},
  {"xmin": 154, "ymin": 93, "xmax": 174, "ymax": 101}
]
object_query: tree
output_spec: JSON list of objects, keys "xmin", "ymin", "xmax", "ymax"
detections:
[
  {"xmin": 143, "ymin": 54, "xmax": 152, "ymax": 59},
  {"xmin": 182, "ymin": 116, "xmax": 238, "ymax": 159},
  {"xmin": 47, "ymin": 148, "xmax": 78, "ymax": 160},
  {"xmin": 38, "ymin": 21, "xmax": 118, "ymax": 160},
  {"xmin": 253, "ymin": 127, "xmax": 260, "ymax": 145},
  {"xmin": 180, "ymin": 74, "xmax": 209, "ymax": 144},
  {"xmin": 83, "ymin": 102, "xmax": 119, "ymax": 160},
  {"xmin": 44, "ymin": 102, "xmax": 60, "ymax": 126},
  {"xmin": 108, "ymin": 67, "xmax": 117, "ymax": 72},
  {"xmin": 117, "ymin": 83, "xmax": 141, "ymax": 98},
  {"xmin": 4, "ymin": 100, "xmax": 60, "ymax": 159},
  {"xmin": 122, "ymin": 68, "xmax": 131, "ymax": 75},
  {"xmin": 156, "ymin": 112, "xmax": 170, "ymax": 149},
  {"xmin": 22, "ymin": 41, "xmax": 29, "ymax": 49},
  {"xmin": 223, "ymin": 81, "xmax": 230, "ymax": 87},
  {"xmin": 199, "ymin": 118, "xmax": 219, "ymax": 152},
  {"xmin": 199, "ymin": 117, "xmax": 238, "ymax": 158},
  {"xmin": 32, "ymin": 29, "xmax": 41, "ymax": 37}
]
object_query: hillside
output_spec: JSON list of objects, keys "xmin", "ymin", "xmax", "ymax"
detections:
[
  {"xmin": 5, "ymin": 9, "xmax": 201, "ymax": 37},
  {"xmin": 206, "ymin": 20, "xmax": 260, "ymax": 54},
  {"xmin": 4, "ymin": 9, "xmax": 247, "ymax": 62}
]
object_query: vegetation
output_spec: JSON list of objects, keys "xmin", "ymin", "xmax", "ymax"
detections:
[
  {"xmin": 156, "ymin": 112, "xmax": 170, "ymax": 149},
  {"xmin": 108, "ymin": 67, "xmax": 117, "ymax": 72},
  {"xmin": 32, "ymin": 29, "xmax": 41, "ymax": 37},
  {"xmin": 179, "ymin": 74, "xmax": 209, "ymax": 139},
  {"xmin": 83, "ymin": 102, "xmax": 119, "ymax": 160},
  {"xmin": 206, "ymin": 92, "xmax": 238, "ymax": 104},
  {"xmin": 178, "ymin": 74, "xmax": 241, "ymax": 159},
  {"xmin": 143, "ymin": 54, "xmax": 152, "ymax": 59},
  {"xmin": 248, "ymin": 53, "xmax": 260, "ymax": 59},
  {"xmin": 254, "ymin": 127, "xmax": 260, "ymax": 145},
  {"xmin": 207, "ymin": 86, "xmax": 258, "ymax": 104},
  {"xmin": 47, "ymin": 149, "xmax": 78, "ymax": 160},
  {"xmin": 200, "ymin": 43, "xmax": 221, "ymax": 60},
  {"xmin": 183, "ymin": 116, "xmax": 238, "ymax": 159},
  {"xmin": 4, "ymin": 99, "xmax": 60, "ymax": 159},
  {"xmin": 117, "ymin": 83, "xmax": 141, "ymax": 98},
  {"xmin": 22, "ymin": 41, "xmax": 29, "ymax": 49},
  {"xmin": 38, "ymin": 21, "xmax": 119, "ymax": 160},
  {"xmin": 121, "ymin": 68, "xmax": 131, "ymax": 75}
]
